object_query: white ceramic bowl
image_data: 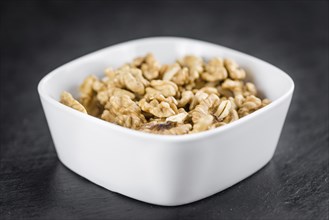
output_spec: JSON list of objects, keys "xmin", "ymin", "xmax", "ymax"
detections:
[{"xmin": 38, "ymin": 37, "xmax": 294, "ymax": 206}]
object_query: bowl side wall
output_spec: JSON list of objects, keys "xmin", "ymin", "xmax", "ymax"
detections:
[{"xmin": 40, "ymin": 91, "xmax": 292, "ymax": 206}]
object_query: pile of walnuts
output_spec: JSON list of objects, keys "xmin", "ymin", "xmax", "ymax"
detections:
[{"xmin": 60, "ymin": 53, "xmax": 270, "ymax": 135}]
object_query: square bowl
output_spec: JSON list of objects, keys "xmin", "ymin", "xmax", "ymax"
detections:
[{"xmin": 38, "ymin": 37, "xmax": 294, "ymax": 206}]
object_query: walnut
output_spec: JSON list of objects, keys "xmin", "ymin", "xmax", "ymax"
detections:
[
  {"xmin": 179, "ymin": 55, "xmax": 203, "ymax": 72},
  {"xmin": 191, "ymin": 94, "xmax": 220, "ymax": 131},
  {"xmin": 60, "ymin": 91, "xmax": 87, "ymax": 113},
  {"xmin": 163, "ymin": 63, "xmax": 190, "ymax": 85},
  {"xmin": 96, "ymin": 91, "xmax": 108, "ymax": 106},
  {"xmin": 189, "ymin": 90, "xmax": 210, "ymax": 110},
  {"xmin": 221, "ymin": 79, "xmax": 250, "ymax": 110},
  {"xmin": 178, "ymin": 91, "xmax": 194, "ymax": 108},
  {"xmin": 162, "ymin": 63, "xmax": 180, "ymax": 80},
  {"xmin": 101, "ymin": 95, "xmax": 146, "ymax": 129},
  {"xmin": 243, "ymin": 95, "xmax": 262, "ymax": 109},
  {"xmin": 141, "ymin": 53, "xmax": 161, "ymax": 80},
  {"xmin": 245, "ymin": 82, "xmax": 257, "ymax": 96},
  {"xmin": 224, "ymin": 109, "xmax": 239, "ymax": 123},
  {"xmin": 114, "ymin": 66, "xmax": 149, "ymax": 95},
  {"xmin": 166, "ymin": 112, "xmax": 188, "ymax": 123},
  {"xmin": 92, "ymin": 80, "xmax": 107, "ymax": 92},
  {"xmin": 144, "ymin": 87, "xmax": 162, "ymax": 99},
  {"xmin": 192, "ymin": 115, "xmax": 214, "ymax": 132},
  {"xmin": 129, "ymin": 53, "xmax": 161, "ymax": 80},
  {"xmin": 238, "ymin": 95, "xmax": 262, "ymax": 117},
  {"xmin": 139, "ymin": 95, "xmax": 178, "ymax": 118},
  {"xmin": 224, "ymin": 58, "xmax": 246, "ymax": 80},
  {"xmin": 105, "ymin": 95, "xmax": 140, "ymax": 115},
  {"xmin": 221, "ymin": 79, "xmax": 244, "ymax": 96},
  {"xmin": 214, "ymin": 100, "xmax": 232, "ymax": 120},
  {"xmin": 97, "ymin": 87, "xmax": 135, "ymax": 105},
  {"xmin": 178, "ymin": 55, "xmax": 203, "ymax": 82},
  {"xmin": 102, "ymin": 68, "xmax": 117, "ymax": 85},
  {"xmin": 202, "ymin": 57, "xmax": 228, "ymax": 82},
  {"xmin": 148, "ymin": 80, "xmax": 178, "ymax": 97},
  {"xmin": 234, "ymin": 94, "xmax": 245, "ymax": 108}
]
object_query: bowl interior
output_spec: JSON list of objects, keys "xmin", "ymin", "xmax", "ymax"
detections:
[{"xmin": 39, "ymin": 37, "xmax": 293, "ymax": 106}]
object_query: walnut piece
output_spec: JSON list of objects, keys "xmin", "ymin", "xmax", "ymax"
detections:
[
  {"xmin": 214, "ymin": 100, "xmax": 232, "ymax": 120},
  {"xmin": 238, "ymin": 95, "xmax": 262, "ymax": 117},
  {"xmin": 114, "ymin": 66, "xmax": 149, "ymax": 95},
  {"xmin": 101, "ymin": 95, "xmax": 146, "ymax": 129},
  {"xmin": 148, "ymin": 80, "xmax": 178, "ymax": 97},
  {"xmin": 189, "ymin": 90, "xmax": 210, "ymax": 110},
  {"xmin": 224, "ymin": 58, "xmax": 246, "ymax": 80},
  {"xmin": 191, "ymin": 94, "xmax": 220, "ymax": 131},
  {"xmin": 60, "ymin": 91, "xmax": 87, "ymax": 113},
  {"xmin": 178, "ymin": 91, "xmax": 194, "ymax": 108},
  {"xmin": 178, "ymin": 55, "xmax": 203, "ymax": 82},
  {"xmin": 163, "ymin": 63, "xmax": 190, "ymax": 85},
  {"xmin": 97, "ymin": 87, "xmax": 135, "ymax": 105},
  {"xmin": 141, "ymin": 53, "xmax": 161, "ymax": 80},
  {"xmin": 166, "ymin": 112, "xmax": 188, "ymax": 123},
  {"xmin": 139, "ymin": 95, "xmax": 178, "ymax": 118},
  {"xmin": 202, "ymin": 57, "xmax": 228, "ymax": 82}
]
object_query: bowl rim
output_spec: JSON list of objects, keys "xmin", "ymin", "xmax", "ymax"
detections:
[{"xmin": 38, "ymin": 36, "xmax": 295, "ymax": 142}]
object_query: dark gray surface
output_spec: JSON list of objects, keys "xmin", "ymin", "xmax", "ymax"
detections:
[{"xmin": 1, "ymin": 1, "xmax": 328, "ymax": 219}]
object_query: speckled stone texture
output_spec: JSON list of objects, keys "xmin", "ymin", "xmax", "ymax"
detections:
[{"xmin": 0, "ymin": 1, "xmax": 328, "ymax": 219}]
